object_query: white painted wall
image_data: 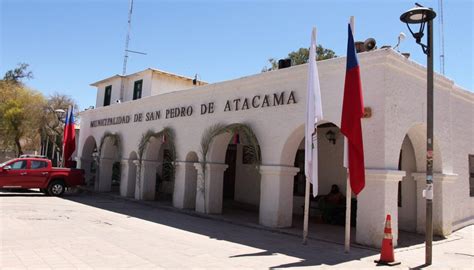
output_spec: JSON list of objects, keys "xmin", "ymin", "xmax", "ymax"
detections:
[
  {"xmin": 234, "ymin": 145, "xmax": 261, "ymax": 206},
  {"xmin": 399, "ymin": 136, "xmax": 417, "ymax": 232},
  {"xmin": 95, "ymin": 78, "xmax": 122, "ymax": 108},
  {"xmin": 121, "ymin": 70, "xmax": 153, "ymax": 102},
  {"xmin": 79, "ymin": 49, "xmax": 474, "ymax": 245},
  {"xmin": 151, "ymin": 72, "xmax": 196, "ymax": 96},
  {"xmin": 449, "ymin": 87, "xmax": 474, "ymax": 230}
]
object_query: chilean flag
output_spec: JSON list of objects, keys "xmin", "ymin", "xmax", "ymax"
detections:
[
  {"xmin": 63, "ymin": 106, "xmax": 76, "ymax": 168},
  {"xmin": 341, "ymin": 24, "xmax": 365, "ymax": 195}
]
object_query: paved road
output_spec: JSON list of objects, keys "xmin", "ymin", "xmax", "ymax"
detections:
[{"xmin": 0, "ymin": 190, "xmax": 472, "ymax": 269}]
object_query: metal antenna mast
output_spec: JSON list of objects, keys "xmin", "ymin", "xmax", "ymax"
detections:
[
  {"xmin": 119, "ymin": 0, "xmax": 146, "ymax": 102},
  {"xmin": 122, "ymin": 0, "xmax": 134, "ymax": 76},
  {"xmin": 438, "ymin": 0, "xmax": 445, "ymax": 75}
]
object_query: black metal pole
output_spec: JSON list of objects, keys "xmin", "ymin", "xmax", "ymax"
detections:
[{"xmin": 425, "ymin": 18, "xmax": 434, "ymax": 266}]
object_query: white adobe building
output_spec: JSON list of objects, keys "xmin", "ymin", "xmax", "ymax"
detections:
[{"xmin": 77, "ymin": 49, "xmax": 474, "ymax": 248}]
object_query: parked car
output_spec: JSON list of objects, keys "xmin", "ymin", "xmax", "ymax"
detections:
[{"xmin": 0, "ymin": 157, "xmax": 85, "ymax": 196}]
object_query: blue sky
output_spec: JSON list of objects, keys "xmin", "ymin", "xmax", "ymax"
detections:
[{"xmin": 1, "ymin": 0, "xmax": 473, "ymax": 110}]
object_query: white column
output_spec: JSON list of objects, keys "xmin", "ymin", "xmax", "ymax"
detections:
[
  {"xmin": 79, "ymin": 157, "xmax": 93, "ymax": 186},
  {"xmin": 183, "ymin": 161, "xmax": 198, "ymax": 209},
  {"xmin": 76, "ymin": 157, "xmax": 84, "ymax": 169},
  {"xmin": 413, "ymin": 173, "xmax": 457, "ymax": 236},
  {"xmin": 133, "ymin": 160, "xmax": 141, "ymax": 200},
  {"xmin": 119, "ymin": 159, "xmax": 129, "ymax": 197},
  {"xmin": 258, "ymin": 165, "xmax": 300, "ymax": 228},
  {"xmin": 138, "ymin": 160, "xmax": 159, "ymax": 201},
  {"xmin": 173, "ymin": 161, "xmax": 186, "ymax": 209},
  {"xmin": 356, "ymin": 169, "xmax": 405, "ymax": 248},
  {"xmin": 194, "ymin": 162, "xmax": 228, "ymax": 214},
  {"xmin": 98, "ymin": 158, "xmax": 114, "ymax": 192}
]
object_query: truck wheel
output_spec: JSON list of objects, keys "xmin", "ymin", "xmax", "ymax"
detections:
[{"xmin": 47, "ymin": 181, "xmax": 65, "ymax": 197}]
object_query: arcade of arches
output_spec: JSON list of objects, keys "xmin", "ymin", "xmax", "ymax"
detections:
[{"xmin": 78, "ymin": 122, "xmax": 455, "ymax": 248}]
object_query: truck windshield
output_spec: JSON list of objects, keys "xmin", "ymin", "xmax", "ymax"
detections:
[{"xmin": 0, "ymin": 159, "xmax": 16, "ymax": 167}]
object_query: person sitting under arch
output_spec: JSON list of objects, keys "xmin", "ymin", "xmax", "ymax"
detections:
[{"xmin": 320, "ymin": 184, "xmax": 346, "ymax": 225}]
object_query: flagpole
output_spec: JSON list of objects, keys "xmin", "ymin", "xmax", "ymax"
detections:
[
  {"xmin": 303, "ymin": 176, "xmax": 311, "ymax": 244},
  {"xmin": 344, "ymin": 137, "xmax": 352, "ymax": 253},
  {"xmin": 303, "ymin": 27, "xmax": 323, "ymax": 245},
  {"xmin": 61, "ymin": 106, "xmax": 71, "ymax": 167},
  {"xmin": 343, "ymin": 16, "xmax": 355, "ymax": 253}
]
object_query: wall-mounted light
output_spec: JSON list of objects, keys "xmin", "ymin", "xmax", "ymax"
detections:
[
  {"xmin": 363, "ymin": 107, "xmax": 372, "ymax": 118},
  {"xmin": 325, "ymin": 130, "xmax": 336, "ymax": 145}
]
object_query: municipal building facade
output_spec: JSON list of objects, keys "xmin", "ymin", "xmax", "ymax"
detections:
[{"xmin": 77, "ymin": 49, "xmax": 474, "ymax": 248}]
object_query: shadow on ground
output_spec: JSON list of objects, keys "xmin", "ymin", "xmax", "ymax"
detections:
[
  {"xmin": 1, "ymin": 189, "xmax": 445, "ymax": 268},
  {"xmin": 62, "ymin": 191, "xmax": 378, "ymax": 268}
]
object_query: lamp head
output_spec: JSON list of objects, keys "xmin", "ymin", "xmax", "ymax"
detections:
[
  {"xmin": 400, "ymin": 4, "xmax": 436, "ymax": 53},
  {"xmin": 400, "ymin": 6, "xmax": 436, "ymax": 24}
]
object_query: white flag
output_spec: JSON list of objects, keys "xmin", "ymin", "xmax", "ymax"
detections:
[{"xmin": 305, "ymin": 27, "xmax": 324, "ymax": 197}]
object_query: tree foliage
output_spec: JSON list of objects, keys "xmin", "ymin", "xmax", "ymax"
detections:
[
  {"xmin": 0, "ymin": 79, "xmax": 45, "ymax": 156},
  {"xmin": 3, "ymin": 63, "xmax": 33, "ymax": 83},
  {"xmin": 0, "ymin": 64, "xmax": 79, "ymax": 158},
  {"xmin": 262, "ymin": 45, "xmax": 337, "ymax": 72},
  {"xmin": 42, "ymin": 93, "xmax": 79, "ymax": 138},
  {"xmin": 41, "ymin": 93, "xmax": 80, "ymax": 162}
]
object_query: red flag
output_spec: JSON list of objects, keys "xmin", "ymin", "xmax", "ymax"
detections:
[
  {"xmin": 341, "ymin": 24, "xmax": 365, "ymax": 195},
  {"xmin": 63, "ymin": 106, "xmax": 76, "ymax": 168}
]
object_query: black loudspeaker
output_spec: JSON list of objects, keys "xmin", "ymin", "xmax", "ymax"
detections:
[
  {"xmin": 364, "ymin": 38, "xmax": 377, "ymax": 51},
  {"xmin": 278, "ymin": 59, "xmax": 292, "ymax": 69}
]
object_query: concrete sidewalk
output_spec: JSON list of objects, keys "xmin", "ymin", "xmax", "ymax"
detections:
[
  {"xmin": 1, "ymin": 189, "xmax": 472, "ymax": 269},
  {"xmin": 78, "ymin": 188, "xmax": 448, "ymax": 251}
]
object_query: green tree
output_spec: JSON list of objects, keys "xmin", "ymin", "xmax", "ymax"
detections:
[
  {"xmin": 0, "ymin": 80, "xmax": 45, "ymax": 156},
  {"xmin": 3, "ymin": 63, "xmax": 33, "ymax": 83},
  {"xmin": 262, "ymin": 45, "xmax": 337, "ymax": 72},
  {"xmin": 0, "ymin": 64, "xmax": 79, "ymax": 158}
]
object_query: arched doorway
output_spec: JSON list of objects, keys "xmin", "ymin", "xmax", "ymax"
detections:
[
  {"xmin": 398, "ymin": 123, "xmax": 444, "ymax": 237},
  {"xmin": 98, "ymin": 135, "xmax": 121, "ymax": 192},
  {"xmin": 141, "ymin": 136, "xmax": 174, "ymax": 202},
  {"xmin": 280, "ymin": 122, "xmax": 352, "ymax": 239},
  {"xmin": 80, "ymin": 136, "xmax": 97, "ymax": 187},
  {"xmin": 292, "ymin": 123, "xmax": 349, "ymax": 226},
  {"xmin": 398, "ymin": 135, "xmax": 417, "ymax": 232},
  {"xmin": 202, "ymin": 123, "xmax": 262, "ymax": 216},
  {"xmin": 223, "ymin": 135, "xmax": 261, "ymax": 213}
]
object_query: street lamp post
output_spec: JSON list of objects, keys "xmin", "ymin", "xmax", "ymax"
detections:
[
  {"xmin": 400, "ymin": 3, "xmax": 437, "ymax": 265},
  {"xmin": 54, "ymin": 109, "xmax": 66, "ymax": 167}
]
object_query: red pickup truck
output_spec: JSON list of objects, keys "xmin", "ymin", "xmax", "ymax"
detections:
[{"xmin": 0, "ymin": 157, "xmax": 85, "ymax": 196}]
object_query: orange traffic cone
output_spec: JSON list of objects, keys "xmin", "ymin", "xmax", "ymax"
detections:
[{"xmin": 374, "ymin": 214, "xmax": 400, "ymax": 266}]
